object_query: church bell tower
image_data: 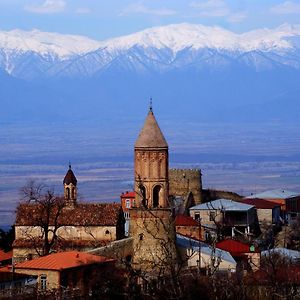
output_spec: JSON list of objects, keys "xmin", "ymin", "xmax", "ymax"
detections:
[
  {"xmin": 130, "ymin": 104, "xmax": 177, "ymax": 274},
  {"xmin": 63, "ymin": 164, "xmax": 77, "ymax": 207},
  {"xmin": 134, "ymin": 105, "xmax": 169, "ymax": 208}
]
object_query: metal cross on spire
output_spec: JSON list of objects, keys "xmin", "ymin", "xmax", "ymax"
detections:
[{"xmin": 149, "ymin": 97, "xmax": 153, "ymax": 112}]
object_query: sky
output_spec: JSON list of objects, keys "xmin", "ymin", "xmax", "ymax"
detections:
[{"xmin": 0, "ymin": 0, "xmax": 300, "ymax": 40}]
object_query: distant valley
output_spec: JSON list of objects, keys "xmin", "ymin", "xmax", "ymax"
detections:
[{"xmin": 1, "ymin": 23, "xmax": 300, "ymax": 226}]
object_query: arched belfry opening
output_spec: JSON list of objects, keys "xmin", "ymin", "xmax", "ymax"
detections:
[
  {"xmin": 139, "ymin": 185, "xmax": 147, "ymax": 207},
  {"xmin": 66, "ymin": 187, "xmax": 70, "ymax": 199},
  {"xmin": 153, "ymin": 185, "xmax": 161, "ymax": 208}
]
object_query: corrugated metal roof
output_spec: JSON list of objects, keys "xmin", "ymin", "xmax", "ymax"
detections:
[
  {"xmin": 190, "ymin": 199, "xmax": 254, "ymax": 211},
  {"xmin": 246, "ymin": 189, "xmax": 300, "ymax": 199},
  {"xmin": 240, "ymin": 198, "xmax": 281, "ymax": 209},
  {"xmin": 176, "ymin": 234, "xmax": 236, "ymax": 265},
  {"xmin": 15, "ymin": 251, "xmax": 113, "ymax": 271},
  {"xmin": 261, "ymin": 247, "xmax": 300, "ymax": 261}
]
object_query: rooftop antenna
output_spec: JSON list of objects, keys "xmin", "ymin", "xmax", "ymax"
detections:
[{"xmin": 149, "ymin": 97, "xmax": 153, "ymax": 112}]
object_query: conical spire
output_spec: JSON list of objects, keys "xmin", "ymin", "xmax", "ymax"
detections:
[
  {"xmin": 135, "ymin": 108, "xmax": 168, "ymax": 149},
  {"xmin": 63, "ymin": 164, "xmax": 77, "ymax": 186}
]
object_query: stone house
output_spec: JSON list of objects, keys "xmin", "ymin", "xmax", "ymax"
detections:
[
  {"xmin": 13, "ymin": 167, "xmax": 125, "ymax": 263},
  {"xmin": 189, "ymin": 199, "xmax": 257, "ymax": 237},
  {"xmin": 240, "ymin": 198, "xmax": 281, "ymax": 225},
  {"xmin": 246, "ymin": 189, "xmax": 300, "ymax": 222},
  {"xmin": 14, "ymin": 251, "xmax": 115, "ymax": 293},
  {"xmin": 175, "ymin": 214, "xmax": 204, "ymax": 241}
]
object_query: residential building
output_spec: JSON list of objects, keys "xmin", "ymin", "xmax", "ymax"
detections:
[
  {"xmin": 246, "ymin": 189, "xmax": 300, "ymax": 222},
  {"xmin": 240, "ymin": 198, "xmax": 281, "ymax": 225},
  {"xmin": 0, "ymin": 270, "xmax": 37, "ymax": 298},
  {"xmin": 176, "ymin": 234, "xmax": 236, "ymax": 273},
  {"xmin": 175, "ymin": 214, "xmax": 204, "ymax": 241},
  {"xmin": 189, "ymin": 199, "xmax": 257, "ymax": 237},
  {"xmin": 120, "ymin": 191, "xmax": 135, "ymax": 236},
  {"xmin": 14, "ymin": 251, "xmax": 115, "ymax": 293},
  {"xmin": 216, "ymin": 238, "xmax": 260, "ymax": 272}
]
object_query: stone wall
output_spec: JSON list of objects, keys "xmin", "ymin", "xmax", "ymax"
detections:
[
  {"xmin": 129, "ymin": 208, "xmax": 177, "ymax": 274},
  {"xmin": 169, "ymin": 169, "xmax": 202, "ymax": 205}
]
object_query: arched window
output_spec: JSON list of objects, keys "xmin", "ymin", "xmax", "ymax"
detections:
[
  {"xmin": 71, "ymin": 187, "xmax": 76, "ymax": 199},
  {"xmin": 66, "ymin": 187, "xmax": 70, "ymax": 199},
  {"xmin": 139, "ymin": 185, "xmax": 147, "ymax": 207},
  {"xmin": 153, "ymin": 185, "xmax": 161, "ymax": 208}
]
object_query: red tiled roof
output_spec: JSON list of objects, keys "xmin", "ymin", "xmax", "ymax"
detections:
[
  {"xmin": 175, "ymin": 215, "xmax": 199, "ymax": 226},
  {"xmin": 0, "ymin": 250, "xmax": 12, "ymax": 262},
  {"xmin": 216, "ymin": 238, "xmax": 259, "ymax": 256},
  {"xmin": 15, "ymin": 202, "xmax": 123, "ymax": 226},
  {"xmin": 15, "ymin": 251, "xmax": 114, "ymax": 271},
  {"xmin": 240, "ymin": 198, "xmax": 281, "ymax": 209},
  {"xmin": 120, "ymin": 191, "xmax": 135, "ymax": 198}
]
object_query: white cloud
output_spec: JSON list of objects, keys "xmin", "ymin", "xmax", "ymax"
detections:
[
  {"xmin": 25, "ymin": 0, "xmax": 66, "ymax": 14},
  {"xmin": 189, "ymin": 0, "xmax": 229, "ymax": 17},
  {"xmin": 120, "ymin": 2, "xmax": 177, "ymax": 16},
  {"xmin": 270, "ymin": 1, "xmax": 300, "ymax": 14},
  {"xmin": 189, "ymin": 0, "xmax": 246, "ymax": 22}
]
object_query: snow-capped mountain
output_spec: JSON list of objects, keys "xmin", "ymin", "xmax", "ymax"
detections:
[
  {"xmin": 1, "ymin": 23, "xmax": 300, "ymax": 123},
  {"xmin": 1, "ymin": 23, "xmax": 300, "ymax": 79},
  {"xmin": 100, "ymin": 23, "xmax": 300, "ymax": 52}
]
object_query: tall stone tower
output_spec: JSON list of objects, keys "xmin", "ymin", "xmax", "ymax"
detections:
[
  {"xmin": 63, "ymin": 164, "xmax": 77, "ymax": 207},
  {"xmin": 130, "ymin": 106, "xmax": 177, "ymax": 274},
  {"xmin": 134, "ymin": 106, "xmax": 169, "ymax": 208}
]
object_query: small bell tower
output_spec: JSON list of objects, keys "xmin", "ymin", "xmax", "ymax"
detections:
[{"xmin": 63, "ymin": 164, "xmax": 77, "ymax": 207}]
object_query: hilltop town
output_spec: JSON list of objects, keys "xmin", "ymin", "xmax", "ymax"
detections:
[{"xmin": 0, "ymin": 107, "xmax": 300, "ymax": 299}]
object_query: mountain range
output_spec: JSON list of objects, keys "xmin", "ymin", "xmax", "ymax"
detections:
[{"xmin": 1, "ymin": 23, "xmax": 300, "ymax": 123}]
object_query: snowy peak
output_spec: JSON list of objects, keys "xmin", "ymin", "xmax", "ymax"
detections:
[
  {"xmin": 101, "ymin": 23, "xmax": 300, "ymax": 52},
  {"xmin": 0, "ymin": 29, "xmax": 102, "ymax": 58},
  {"xmin": 1, "ymin": 23, "xmax": 300, "ymax": 58}
]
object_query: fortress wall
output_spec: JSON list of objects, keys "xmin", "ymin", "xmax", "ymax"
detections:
[{"xmin": 169, "ymin": 169, "xmax": 202, "ymax": 205}]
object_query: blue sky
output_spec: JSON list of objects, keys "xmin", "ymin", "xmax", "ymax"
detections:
[{"xmin": 0, "ymin": 0, "xmax": 300, "ymax": 39}]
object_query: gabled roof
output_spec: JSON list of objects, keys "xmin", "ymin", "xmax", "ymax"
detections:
[
  {"xmin": 261, "ymin": 247, "xmax": 300, "ymax": 261},
  {"xmin": 190, "ymin": 199, "xmax": 254, "ymax": 211},
  {"xmin": 63, "ymin": 166, "xmax": 77, "ymax": 185},
  {"xmin": 175, "ymin": 215, "xmax": 199, "ymax": 226},
  {"xmin": 135, "ymin": 109, "xmax": 168, "ymax": 149},
  {"xmin": 246, "ymin": 189, "xmax": 300, "ymax": 199},
  {"xmin": 15, "ymin": 251, "xmax": 114, "ymax": 271},
  {"xmin": 240, "ymin": 198, "xmax": 281, "ymax": 209},
  {"xmin": 176, "ymin": 234, "xmax": 236, "ymax": 265},
  {"xmin": 15, "ymin": 202, "xmax": 123, "ymax": 226}
]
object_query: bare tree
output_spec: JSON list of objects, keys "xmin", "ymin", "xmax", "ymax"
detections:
[{"xmin": 17, "ymin": 180, "xmax": 66, "ymax": 256}]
